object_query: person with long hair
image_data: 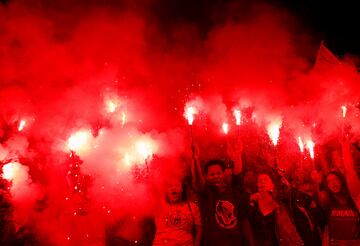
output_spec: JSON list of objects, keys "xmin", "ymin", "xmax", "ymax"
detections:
[
  {"xmin": 316, "ymin": 138, "xmax": 360, "ymax": 245},
  {"xmin": 320, "ymin": 171, "xmax": 360, "ymax": 245},
  {"xmin": 290, "ymin": 170, "xmax": 326, "ymax": 246},
  {"xmin": 248, "ymin": 171, "xmax": 303, "ymax": 246}
]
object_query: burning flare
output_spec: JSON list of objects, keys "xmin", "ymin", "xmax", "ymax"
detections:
[
  {"xmin": 298, "ymin": 137, "xmax": 304, "ymax": 153},
  {"xmin": 136, "ymin": 141, "xmax": 152, "ymax": 160},
  {"xmin": 105, "ymin": 95, "xmax": 121, "ymax": 114},
  {"xmin": 67, "ymin": 130, "xmax": 92, "ymax": 152},
  {"xmin": 184, "ymin": 106, "xmax": 197, "ymax": 125},
  {"xmin": 2, "ymin": 162, "xmax": 20, "ymax": 181},
  {"xmin": 306, "ymin": 140, "xmax": 315, "ymax": 159},
  {"xmin": 341, "ymin": 105, "xmax": 347, "ymax": 118},
  {"xmin": 267, "ymin": 118, "xmax": 282, "ymax": 146},
  {"xmin": 106, "ymin": 100, "xmax": 117, "ymax": 113},
  {"xmin": 121, "ymin": 112, "xmax": 127, "ymax": 127},
  {"xmin": 233, "ymin": 109, "xmax": 241, "ymax": 126},
  {"xmin": 18, "ymin": 120, "xmax": 26, "ymax": 132},
  {"xmin": 222, "ymin": 122, "xmax": 229, "ymax": 135}
]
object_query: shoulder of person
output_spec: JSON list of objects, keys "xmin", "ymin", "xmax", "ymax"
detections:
[
  {"xmin": 187, "ymin": 200, "xmax": 197, "ymax": 205},
  {"xmin": 354, "ymin": 194, "xmax": 360, "ymax": 212},
  {"xmin": 318, "ymin": 190, "xmax": 330, "ymax": 209},
  {"xmin": 187, "ymin": 201, "xmax": 200, "ymax": 210}
]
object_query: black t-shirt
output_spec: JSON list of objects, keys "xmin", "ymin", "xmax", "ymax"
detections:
[
  {"xmin": 291, "ymin": 191, "xmax": 324, "ymax": 246},
  {"xmin": 248, "ymin": 205, "xmax": 278, "ymax": 246},
  {"xmin": 198, "ymin": 186, "xmax": 247, "ymax": 246}
]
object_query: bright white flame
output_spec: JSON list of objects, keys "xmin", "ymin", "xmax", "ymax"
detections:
[
  {"xmin": 136, "ymin": 141, "xmax": 152, "ymax": 160},
  {"xmin": 184, "ymin": 106, "xmax": 197, "ymax": 125},
  {"xmin": 233, "ymin": 109, "xmax": 241, "ymax": 126},
  {"xmin": 267, "ymin": 118, "xmax": 282, "ymax": 146},
  {"xmin": 18, "ymin": 120, "xmax": 26, "ymax": 132},
  {"xmin": 106, "ymin": 100, "xmax": 117, "ymax": 113},
  {"xmin": 105, "ymin": 95, "xmax": 122, "ymax": 114},
  {"xmin": 298, "ymin": 137, "xmax": 304, "ymax": 153},
  {"xmin": 306, "ymin": 140, "xmax": 315, "ymax": 159},
  {"xmin": 67, "ymin": 130, "xmax": 92, "ymax": 152},
  {"xmin": 2, "ymin": 162, "xmax": 19, "ymax": 181},
  {"xmin": 121, "ymin": 112, "xmax": 127, "ymax": 127},
  {"xmin": 341, "ymin": 105, "xmax": 347, "ymax": 118},
  {"xmin": 119, "ymin": 136, "xmax": 159, "ymax": 168},
  {"xmin": 222, "ymin": 122, "xmax": 229, "ymax": 135}
]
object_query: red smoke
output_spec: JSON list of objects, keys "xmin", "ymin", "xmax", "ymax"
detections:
[{"xmin": 0, "ymin": 0, "xmax": 359, "ymax": 245}]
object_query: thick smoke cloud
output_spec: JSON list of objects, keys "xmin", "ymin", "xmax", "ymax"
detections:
[{"xmin": 0, "ymin": 0, "xmax": 359, "ymax": 245}]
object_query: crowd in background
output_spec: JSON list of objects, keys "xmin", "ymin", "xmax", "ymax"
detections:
[{"xmin": 145, "ymin": 136, "xmax": 360, "ymax": 246}]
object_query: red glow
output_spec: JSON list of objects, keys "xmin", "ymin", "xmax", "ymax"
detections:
[{"xmin": 0, "ymin": 1, "xmax": 359, "ymax": 245}]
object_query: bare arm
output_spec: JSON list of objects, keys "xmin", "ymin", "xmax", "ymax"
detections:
[
  {"xmin": 190, "ymin": 145, "xmax": 205, "ymax": 192},
  {"xmin": 318, "ymin": 146, "xmax": 330, "ymax": 174},
  {"xmin": 310, "ymin": 170, "xmax": 326, "ymax": 207},
  {"xmin": 190, "ymin": 202, "xmax": 202, "ymax": 246},
  {"xmin": 227, "ymin": 138, "xmax": 243, "ymax": 175},
  {"xmin": 241, "ymin": 218, "xmax": 255, "ymax": 246}
]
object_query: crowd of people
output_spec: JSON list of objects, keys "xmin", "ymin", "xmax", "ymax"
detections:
[
  {"xmin": 141, "ymin": 137, "xmax": 360, "ymax": 246},
  {"xmin": 2, "ymin": 135, "xmax": 360, "ymax": 246}
]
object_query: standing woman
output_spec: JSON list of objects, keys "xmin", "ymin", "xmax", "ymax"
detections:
[
  {"xmin": 318, "ymin": 138, "xmax": 360, "ymax": 245},
  {"xmin": 153, "ymin": 179, "xmax": 202, "ymax": 246},
  {"xmin": 248, "ymin": 172, "xmax": 303, "ymax": 246},
  {"xmin": 320, "ymin": 171, "xmax": 360, "ymax": 245}
]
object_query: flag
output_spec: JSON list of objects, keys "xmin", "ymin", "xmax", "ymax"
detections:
[{"xmin": 313, "ymin": 41, "xmax": 341, "ymax": 72}]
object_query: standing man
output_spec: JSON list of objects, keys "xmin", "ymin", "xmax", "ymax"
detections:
[{"xmin": 191, "ymin": 153, "xmax": 254, "ymax": 246}]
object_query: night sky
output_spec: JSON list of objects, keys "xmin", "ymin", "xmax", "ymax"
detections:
[
  {"xmin": 1, "ymin": 0, "xmax": 359, "ymax": 56},
  {"xmin": 153, "ymin": 0, "xmax": 360, "ymax": 56}
]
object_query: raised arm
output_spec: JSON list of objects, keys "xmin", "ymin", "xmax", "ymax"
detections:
[
  {"xmin": 190, "ymin": 145, "xmax": 205, "ymax": 192},
  {"xmin": 241, "ymin": 218, "xmax": 255, "ymax": 246},
  {"xmin": 310, "ymin": 170, "xmax": 328, "ymax": 208},
  {"xmin": 341, "ymin": 139, "xmax": 360, "ymax": 198},
  {"xmin": 227, "ymin": 138, "xmax": 243, "ymax": 175},
  {"xmin": 190, "ymin": 202, "xmax": 202, "ymax": 246}
]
